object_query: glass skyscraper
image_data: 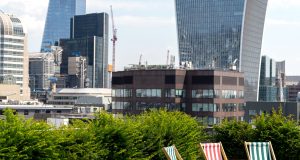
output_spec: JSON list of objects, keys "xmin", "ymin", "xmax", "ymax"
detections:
[
  {"xmin": 41, "ymin": 0, "xmax": 86, "ymax": 52},
  {"xmin": 175, "ymin": 0, "xmax": 269, "ymax": 101},
  {"xmin": 60, "ymin": 13, "xmax": 109, "ymax": 88},
  {"xmin": 259, "ymin": 56, "xmax": 287, "ymax": 102}
]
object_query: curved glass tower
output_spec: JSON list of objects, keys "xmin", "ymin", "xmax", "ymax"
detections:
[
  {"xmin": 41, "ymin": 0, "xmax": 86, "ymax": 52},
  {"xmin": 175, "ymin": 0, "xmax": 269, "ymax": 101}
]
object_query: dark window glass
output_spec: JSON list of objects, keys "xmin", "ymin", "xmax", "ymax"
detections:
[
  {"xmin": 192, "ymin": 76, "xmax": 214, "ymax": 85},
  {"xmin": 123, "ymin": 76, "xmax": 133, "ymax": 84},
  {"xmin": 46, "ymin": 110, "xmax": 50, "ymax": 114},
  {"xmin": 165, "ymin": 75, "xmax": 175, "ymax": 84},
  {"xmin": 112, "ymin": 77, "xmax": 123, "ymax": 85}
]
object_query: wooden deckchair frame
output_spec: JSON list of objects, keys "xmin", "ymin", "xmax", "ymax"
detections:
[
  {"xmin": 244, "ymin": 141, "xmax": 276, "ymax": 160},
  {"xmin": 162, "ymin": 145, "xmax": 183, "ymax": 160},
  {"xmin": 199, "ymin": 142, "xmax": 228, "ymax": 160}
]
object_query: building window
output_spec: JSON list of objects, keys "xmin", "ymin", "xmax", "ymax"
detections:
[
  {"xmin": 112, "ymin": 102, "xmax": 131, "ymax": 110},
  {"xmin": 46, "ymin": 110, "xmax": 50, "ymax": 114},
  {"xmin": 238, "ymin": 91, "xmax": 244, "ymax": 98},
  {"xmin": 24, "ymin": 110, "xmax": 29, "ymax": 115},
  {"xmin": 192, "ymin": 103, "xmax": 217, "ymax": 112},
  {"xmin": 175, "ymin": 89, "xmax": 186, "ymax": 98},
  {"xmin": 223, "ymin": 103, "xmax": 238, "ymax": 112},
  {"xmin": 192, "ymin": 76, "xmax": 214, "ymax": 84},
  {"xmin": 222, "ymin": 90, "xmax": 237, "ymax": 99},
  {"xmin": 35, "ymin": 110, "xmax": 40, "ymax": 113},
  {"xmin": 165, "ymin": 75, "xmax": 175, "ymax": 84},
  {"xmin": 192, "ymin": 89, "xmax": 214, "ymax": 98},
  {"xmin": 136, "ymin": 89, "xmax": 161, "ymax": 98},
  {"xmin": 165, "ymin": 89, "xmax": 175, "ymax": 97},
  {"xmin": 57, "ymin": 110, "xmax": 62, "ymax": 113},
  {"xmin": 113, "ymin": 89, "xmax": 132, "ymax": 97}
]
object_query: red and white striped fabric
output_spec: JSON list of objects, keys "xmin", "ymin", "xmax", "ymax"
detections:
[{"xmin": 202, "ymin": 143, "xmax": 223, "ymax": 160}]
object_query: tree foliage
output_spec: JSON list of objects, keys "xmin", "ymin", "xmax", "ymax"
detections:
[
  {"xmin": 0, "ymin": 109, "xmax": 207, "ymax": 159},
  {"xmin": 213, "ymin": 109, "xmax": 300, "ymax": 160},
  {"xmin": 253, "ymin": 109, "xmax": 300, "ymax": 160},
  {"xmin": 1, "ymin": 108, "xmax": 300, "ymax": 159},
  {"xmin": 0, "ymin": 109, "xmax": 58, "ymax": 159},
  {"xmin": 213, "ymin": 120, "xmax": 253, "ymax": 159}
]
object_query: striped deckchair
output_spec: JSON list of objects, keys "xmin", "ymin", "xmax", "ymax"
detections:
[
  {"xmin": 199, "ymin": 142, "xmax": 228, "ymax": 160},
  {"xmin": 244, "ymin": 142, "xmax": 276, "ymax": 160},
  {"xmin": 162, "ymin": 145, "xmax": 183, "ymax": 160}
]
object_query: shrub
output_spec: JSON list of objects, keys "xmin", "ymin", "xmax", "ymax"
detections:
[
  {"xmin": 253, "ymin": 109, "xmax": 300, "ymax": 160},
  {"xmin": 135, "ymin": 110, "xmax": 207, "ymax": 159},
  {"xmin": 0, "ymin": 109, "xmax": 59, "ymax": 159},
  {"xmin": 213, "ymin": 120, "xmax": 253, "ymax": 159}
]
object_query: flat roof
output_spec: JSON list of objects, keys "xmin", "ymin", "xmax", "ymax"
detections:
[
  {"xmin": 55, "ymin": 88, "xmax": 111, "ymax": 94},
  {"xmin": 0, "ymin": 105, "xmax": 73, "ymax": 110}
]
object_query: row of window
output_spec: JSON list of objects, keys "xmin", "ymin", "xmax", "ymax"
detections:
[
  {"xmin": 192, "ymin": 103, "xmax": 245, "ymax": 112},
  {"xmin": 53, "ymin": 96, "xmax": 77, "ymax": 100},
  {"xmin": 113, "ymin": 89, "xmax": 244, "ymax": 99},
  {"xmin": 112, "ymin": 102, "xmax": 184, "ymax": 111},
  {"xmin": 0, "ymin": 51, "xmax": 23, "ymax": 56},
  {"xmin": 3, "ymin": 38, "xmax": 24, "ymax": 43},
  {"xmin": 136, "ymin": 89, "xmax": 162, "ymax": 98},
  {"xmin": 2, "ymin": 44, "xmax": 24, "ymax": 50},
  {"xmin": 0, "ymin": 63, "xmax": 23, "ymax": 68},
  {"xmin": 0, "ymin": 57, "xmax": 23, "ymax": 62},
  {"xmin": 192, "ymin": 89, "xmax": 244, "ymax": 99},
  {"xmin": 112, "ymin": 101, "xmax": 244, "ymax": 113},
  {"xmin": 0, "ymin": 109, "xmax": 62, "ymax": 115},
  {"xmin": 0, "ymin": 69, "xmax": 23, "ymax": 75}
]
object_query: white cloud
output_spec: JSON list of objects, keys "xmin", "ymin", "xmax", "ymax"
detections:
[{"xmin": 0, "ymin": 0, "xmax": 48, "ymax": 52}]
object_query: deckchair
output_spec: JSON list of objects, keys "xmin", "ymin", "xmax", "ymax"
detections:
[
  {"xmin": 199, "ymin": 142, "xmax": 228, "ymax": 160},
  {"xmin": 162, "ymin": 145, "xmax": 183, "ymax": 160},
  {"xmin": 244, "ymin": 141, "xmax": 276, "ymax": 160}
]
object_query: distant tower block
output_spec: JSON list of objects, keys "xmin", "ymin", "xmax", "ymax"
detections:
[{"xmin": 41, "ymin": 0, "xmax": 86, "ymax": 52}]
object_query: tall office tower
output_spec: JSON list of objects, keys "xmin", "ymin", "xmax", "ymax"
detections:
[
  {"xmin": 41, "ymin": 0, "xmax": 86, "ymax": 52},
  {"xmin": 29, "ymin": 53, "xmax": 55, "ymax": 92},
  {"xmin": 60, "ymin": 13, "xmax": 109, "ymax": 88},
  {"xmin": 259, "ymin": 56, "xmax": 286, "ymax": 102},
  {"xmin": 0, "ymin": 12, "xmax": 30, "ymax": 100},
  {"xmin": 175, "ymin": 0, "xmax": 269, "ymax": 101},
  {"xmin": 259, "ymin": 56, "xmax": 277, "ymax": 102}
]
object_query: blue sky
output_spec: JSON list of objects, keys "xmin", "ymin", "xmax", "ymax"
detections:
[{"xmin": 1, "ymin": 0, "xmax": 300, "ymax": 75}]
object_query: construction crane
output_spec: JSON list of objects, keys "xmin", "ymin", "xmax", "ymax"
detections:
[{"xmin": 110, "ymin": 5, "xmax": 117, "ymax": 72}]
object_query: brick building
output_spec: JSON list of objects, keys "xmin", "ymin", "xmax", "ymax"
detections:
[{"xmin": 112, "ymin": 69, "xmax": 244, "ymax": 125}]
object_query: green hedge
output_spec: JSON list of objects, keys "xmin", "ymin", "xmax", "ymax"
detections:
[
  {"xmin": 0, "ymin": 109, "xmax": 207, "ymax": 160},
  {"xmin": 1, "ymin": 109, "xmax": 299, "ymax": 159},
  {"xmin": 213, "ymin": 109, "xmax": 300, "ymax": 160}
]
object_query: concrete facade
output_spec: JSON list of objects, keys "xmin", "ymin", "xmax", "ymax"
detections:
[{"xmin": 0, "ymin": 12, "xmax": 30, "ymax": 100}]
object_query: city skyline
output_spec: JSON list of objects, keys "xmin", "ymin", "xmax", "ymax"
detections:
[{"xmin": 0, "ymin": 0, "xmax": 299, "ymax": 75}]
